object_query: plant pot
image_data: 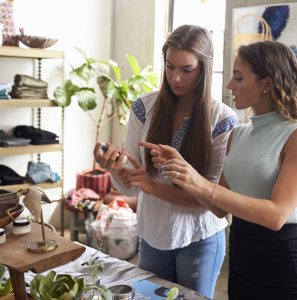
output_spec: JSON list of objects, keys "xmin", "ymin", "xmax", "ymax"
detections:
[{"xmin": 76, "ymin": 168, "xmax": 111, "ymax": 197}]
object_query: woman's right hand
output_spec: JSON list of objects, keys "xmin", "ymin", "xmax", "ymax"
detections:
[
  {"xmin": 139, "ymin": 142, "xmax": 184, "ymax": 169},
  {"xmin": 93, "ymin": 142, "xmax": 126, "ymax": 171}
]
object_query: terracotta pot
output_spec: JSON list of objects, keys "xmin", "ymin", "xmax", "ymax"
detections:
[{"xmin": 76, "ymin": 169, "xmax": 111, "ymax": 197}]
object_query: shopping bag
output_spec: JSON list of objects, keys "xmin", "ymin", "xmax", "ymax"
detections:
[{"xmin": 89, "ymin": 199, "xmax": 138, "ymax": 260}]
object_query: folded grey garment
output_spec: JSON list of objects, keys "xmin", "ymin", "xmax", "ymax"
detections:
[
  {"xmin": 10, "ymin": 91, "xmax": 48, "ymax": 99},
  {"xmin": 12, "ymin": 85, "xmax": 48, "ymax": 92},
  {"xmin": 14, "ymin": 74, "xmax": 48, "ymax": 88},
  {"xmin": 0, "ymin": 130, "xmax": 31, "ymax": 147}
]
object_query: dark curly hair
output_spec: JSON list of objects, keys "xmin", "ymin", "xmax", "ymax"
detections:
[{"xmin": 238, "ymin": 41, "xmax": 297, "ymax": 121}]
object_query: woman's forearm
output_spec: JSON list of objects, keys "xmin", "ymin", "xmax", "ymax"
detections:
[{"xmin": 149, "ymin": 181, "xmax": 203, "ymax": 207}]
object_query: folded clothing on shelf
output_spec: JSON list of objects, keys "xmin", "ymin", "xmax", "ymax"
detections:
[
  {"xmin": 26, "ymin": 161, "xmax": 60, "ymax": 184},
  {"xmin": 13, "ymin": 125, "xmax": 59, "ymax": 145},
  {"xmin": 0, "ymin": 164, "xmax": 25, "ymax": 185},
  {"xmin": 11, "ymin": 74, "xmax": 48, "ymax": 99},
  {"xmin": 14, "ymin": 74, "xmax": 48, "ymax": 88},
  {"xmin": 0, "ymin": 83, "xmax": 12, "ymax": 99},
  {"xmin": 0, "ymin": 129, "xmax": 31, "ymax": 147}
]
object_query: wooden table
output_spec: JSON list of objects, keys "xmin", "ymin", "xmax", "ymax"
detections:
[{"xmin": 0, "ymin": 223, "xmax": 85, "ymax": 300}]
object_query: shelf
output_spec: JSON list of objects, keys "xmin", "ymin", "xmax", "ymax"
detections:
[
  {"xmin": 0, "ymin": 99, "xmax": 59, "ymax": 108},
  {"xmin": 0, "ymin": 46, "xmax": 64, "ymax": 59},
  {"xmin": 0, "ymin": 144, "xmax": 62, "ymax": 156},
  {"xmin": 0, "ymin": 180, "xmax": 63, "ymax": 192}
]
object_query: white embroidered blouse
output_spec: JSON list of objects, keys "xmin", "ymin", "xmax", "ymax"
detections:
[{"xmin": 112, "ymin": 91, "xmax": 239, "ymax": 250}]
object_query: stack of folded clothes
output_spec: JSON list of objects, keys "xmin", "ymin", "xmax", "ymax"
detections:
[
  {"xmin": 10, "ymin": 74, "xmax": 48, "ymax": 99},
  {"xmin": 0, "ymin": 165, "xmax": 24, "ymax": 185},
  {"xmin": 13, "ymin": 125, "xmax": 59, "ymax": 145},
  {"xmin": 0, "ymin": 129, "xmax": 31, "ymax": 147},
  {"xmin": 0, "ymin": 83, "xmax": 12, "ymax": 99}
]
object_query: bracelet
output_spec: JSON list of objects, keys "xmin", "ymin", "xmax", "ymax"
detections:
[{"xmin": 211, "ymin": 183, "xmax": 218, "ymax": 204}]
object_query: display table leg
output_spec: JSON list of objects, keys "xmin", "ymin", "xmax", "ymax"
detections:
[{"xmin": 8, "ymin": 268, "xmax": 27, "ymax": 300}]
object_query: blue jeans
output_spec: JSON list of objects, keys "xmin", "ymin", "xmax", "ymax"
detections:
[{"xmin": 138, "ymin": 230, "xmax": 226, "ymax": 299}]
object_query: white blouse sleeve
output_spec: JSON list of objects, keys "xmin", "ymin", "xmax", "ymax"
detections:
[
  {"xmin": 206, "ymin": 113, "xmax": 239, "ymax": 183},
  {"xmin": 111, "ymin": 97, "xmax": 146, "ymax": 196}
]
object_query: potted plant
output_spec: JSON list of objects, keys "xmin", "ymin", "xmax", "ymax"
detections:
[
  {"xmin": 0, "ymin": 265, "xmax": 13, "ymax": 299},
  {"xmin": 53, "ymin": 49, "xmax": 159, "ymax": 171}
]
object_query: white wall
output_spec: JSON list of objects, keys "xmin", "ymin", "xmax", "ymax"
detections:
[
  {"xmin": 0, "ymin": 0, "xmax": 113, "ymax": 227},
  {"xmin": 110, "ymin": 0, "xmax": 167, "ymax": 146}
]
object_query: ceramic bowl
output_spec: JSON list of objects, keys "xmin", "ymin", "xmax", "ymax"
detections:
[{"xmin": 0, "ymin": 202, "xmax": 24, "ymax": 227}]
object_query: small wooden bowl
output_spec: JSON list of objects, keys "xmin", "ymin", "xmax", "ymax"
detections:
[{"xmin": 0, "ymin": 203, "xmax": 24, "ymax": 227}]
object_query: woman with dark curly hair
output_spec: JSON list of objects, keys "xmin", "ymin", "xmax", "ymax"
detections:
[{"xmin": 149, "ymin": 41, "xmax": 297, "ymax": 299}]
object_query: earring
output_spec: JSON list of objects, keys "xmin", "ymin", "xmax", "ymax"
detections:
[{"xmin": 263, "ymin": 89, "xmax": 267, "ymax": 94}]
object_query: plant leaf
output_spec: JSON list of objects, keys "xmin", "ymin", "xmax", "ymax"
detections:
[
  {"xmin": 76, "ymin": 88, "xmax": 97, "ymax": 111},
  {"xmin": 127, "ymin": 54, "xmax": 141, "ymax": 75},
  {"xmin": 54, "ymin": 80, "xmax": 79, "ymax": 107}
]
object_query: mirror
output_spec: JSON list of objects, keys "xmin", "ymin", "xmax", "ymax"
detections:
[{"xmin": 223, "ymin": 0, "xmax": 297, "ymax": 122}]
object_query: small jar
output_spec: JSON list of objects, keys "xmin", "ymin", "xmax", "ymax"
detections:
[
  {"xmin": 12, "ymin": 218, "xmax": 31, "ymax": 235},
  {"xmin": 0, "ymin": 228, "xmax": 6, "ymax": 245},
  {"xmin": 109, "ymin": 284, "xmax": 135, "ymax": 300}
]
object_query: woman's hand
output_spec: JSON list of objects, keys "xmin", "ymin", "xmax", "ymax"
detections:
[
  {"xmin": 139, "ymin": 142, "xmax": 183, "ymax": 169},
  {"xmin": 93, "ymin": 142, "xmax": 126, "ymax": 171},
  {"xmin": 123, "ymin": 154, "xmax": 156, "ymax": 194},
  {"xmin": 162, "ymin": 158, "xmax": 207, "ymax": 195}
]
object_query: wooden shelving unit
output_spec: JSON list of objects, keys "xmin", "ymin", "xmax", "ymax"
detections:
[
  {"xmin": 0, "ymin": 46, "xmax": 65, "ymax": 234},
  {"xmin": 0, "ymin": 99, "xmax": 58, "ymax": 108}
]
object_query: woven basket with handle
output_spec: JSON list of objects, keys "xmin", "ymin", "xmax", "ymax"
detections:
[{"xmin": 233, "ymin": 14, "xmax": 273, "ymax": 55}]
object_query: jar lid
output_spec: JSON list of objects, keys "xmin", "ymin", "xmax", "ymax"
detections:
[
  {"xmin": 13, "ymin": 218, "xmax": 30, "ymax": 227},
  {"xmin": 109, "ymin": 284, "xmax": 135, "ymax": 300},
  {"xmin": 0, "ymin": 228, "xmax": 4, "ymax": 236}
]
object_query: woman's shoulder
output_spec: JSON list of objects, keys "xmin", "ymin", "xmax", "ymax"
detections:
[
  {"xmin": 211, "ymin": 100, "xmax": 240, "ymax": 139},
  {"xmin": 131, "ymin": 91, "xmax": 158, "ymax": 125},
  {"xmin": 211, "ymin": 100, "xmax": 237, "ymax": 119}
]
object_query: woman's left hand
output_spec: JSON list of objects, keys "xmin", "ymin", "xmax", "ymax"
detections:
[{"xmin": 162, "ymin": 158, "xmax": 206, "ymax": 194}]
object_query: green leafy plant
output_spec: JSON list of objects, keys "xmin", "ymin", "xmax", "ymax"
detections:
[
  {"xmin": 30, "ymin": 271, "xmax": 85, "ymax": 300},
  {"xmin": 0, "ymin": 265, "xmax": 13, "ymax": 297},
  {"xmin": 54, "ymin": 49, "xmax": 159, "ymax": 170},
  {"xmin": 30, "ymin": 269, "xmax": 112, "ymax": 300},
  {"xmin": 164, "ymin": 287, "xmax": 179, "ymax": 300}
]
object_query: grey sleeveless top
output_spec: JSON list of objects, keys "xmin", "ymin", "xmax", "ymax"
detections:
[{"xmin": 224, "ymin": 111, "xmax": 297, "ymax": 223}]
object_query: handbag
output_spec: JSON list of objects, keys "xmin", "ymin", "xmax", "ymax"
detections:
[{"xmin": 233, "ymin": 14, "xmax": 273, "ymax": 54}]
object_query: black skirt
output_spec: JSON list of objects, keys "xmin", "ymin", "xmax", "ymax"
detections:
[{"xmin": 228, "ymin": 217, "xmax": 297, "ymax": 300}]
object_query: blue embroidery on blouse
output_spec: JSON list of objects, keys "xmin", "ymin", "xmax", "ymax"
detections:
[
  {"xmin": 212, "ymin": 116, "xmax": 239, "ymax": 139},
  {"xmin": 132, "ymin": 97, "xmax": 146, "ymax": 124},
  {"xmin": 171, "ymin": 118, "xmax": 191, "ymax": 150}
]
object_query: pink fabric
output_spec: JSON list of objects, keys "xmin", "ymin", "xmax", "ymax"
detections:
[{"xmin": 69, "ymin": 188, "xmax": 100, "ymax": 206}]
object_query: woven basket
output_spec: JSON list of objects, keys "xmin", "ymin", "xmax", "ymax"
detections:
[{"xmin": 233, "ymin": 14, "xmax": 273, "ymax": 54}]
